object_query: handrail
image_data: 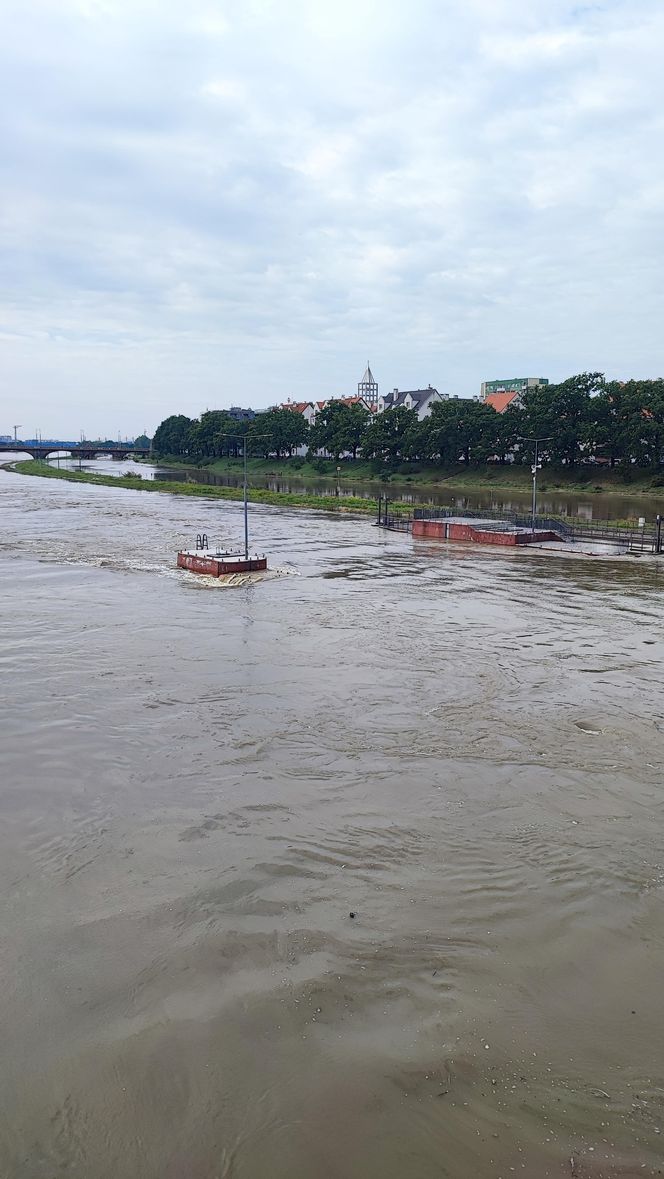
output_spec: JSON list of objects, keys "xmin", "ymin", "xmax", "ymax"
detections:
[{"xmin": 381, "ymin": 505, "xmax": 657, "ymax": 547}]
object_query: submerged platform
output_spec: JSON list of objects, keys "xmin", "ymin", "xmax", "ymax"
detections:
[
  {"xmin": 412, "ymin": 517, "xmax": 561, "ymax": 546},
  {"xmin": 177, "ymin": 549, "xmax": 268, "ymax": 577}
]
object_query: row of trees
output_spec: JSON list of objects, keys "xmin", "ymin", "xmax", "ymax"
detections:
[
  {"xmin": 152, "ymin": 375, "xmax": 664, "ymax": 470},
  {"xmin": 152, "ymin": 409, "xmax": 310, "ymax": 461}
]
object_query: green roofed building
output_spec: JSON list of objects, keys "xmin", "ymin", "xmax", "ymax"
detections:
[{"xmin": 480, "ymin": 377, "xmax": 549, "ymax": 399}]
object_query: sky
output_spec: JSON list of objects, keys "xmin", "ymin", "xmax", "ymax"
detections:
[{"xmin": 2, "ymin": 0, "xmax": 664, "ymax": 437}]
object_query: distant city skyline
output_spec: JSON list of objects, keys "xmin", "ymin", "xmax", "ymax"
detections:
[{"xmin": 3, "ymin": 0, "xmax": 663, "ymax": 437}]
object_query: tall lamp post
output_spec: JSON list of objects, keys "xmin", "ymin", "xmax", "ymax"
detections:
[
  {"xmin": 519, "ymin": 436, "xmax": 552, "ymax": 532},
  {"xmin": 219, "ymin": 432, "xmax": 270, "ymax": 559}
]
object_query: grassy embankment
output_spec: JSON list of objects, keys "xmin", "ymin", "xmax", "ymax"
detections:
[
  {"xmin": 9, "ymin": 460, "xmax": 411, "ymax": 515},
  {"xmin": 148, "ymin": 454, "xmax": 664, "ymax": 498}
]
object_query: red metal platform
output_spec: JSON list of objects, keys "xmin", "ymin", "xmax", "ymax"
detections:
[{"xmin": 177, "ymin": 551, "xmax": 268, "ymax": 577}]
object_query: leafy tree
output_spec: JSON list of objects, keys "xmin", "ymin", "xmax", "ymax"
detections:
[
  {"xmin": 361, "ymin": 407, "xmax": 419, "ymax": 462},
  {"xmin": 150, "ymin": 372, "xmax": 664, "ymax": 476},
  {"xmin": 493, "ymin": 404, "xmax": 523, "ymax": 464},
  {"xmin": 622, "ymin": 379, "xmax": 664, "ymax": 467},
  {"xmin": 246, "ymin": 409, "xmax": 309, "ymax": 458},
  {"xmin": 585, "ymin": 383, "xmax": 630, "ymax": 468},
  {"xmin": 187, "ymin": 411, "xmax": 243, "ymax": 458},
  {"xmin": 421, "ymin": 399, "xmax": 500, "ymax": 466},
  {"xmin": 152, "ymin": 414, "xmax": 194, "ymax": 457},
  {"xmin": 520, "ymin": 373, "xmax": 603, "ymax": 467},
  {"xmin": 310, "ymin": 401, "xmax": 370, "ymax": 460},
  {"xmin": 133, "ymin": 434, "xmax": 151, "ymax": 449},
  {"xmin": 245, "ymin": 414, "xmax": 274, "ymax": 459}
]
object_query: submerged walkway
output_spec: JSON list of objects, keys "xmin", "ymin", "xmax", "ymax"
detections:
[{"xmin": 377, "ymin": 501, "xmax": 660, "ymax": 555}]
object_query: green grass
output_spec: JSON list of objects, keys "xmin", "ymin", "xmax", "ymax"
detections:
[
  {"xmin": 8, "ymin": 460, "xmax": 414, "ymax": 515},
  {"xmin": 8, "ymin": 460, "xmax": 658, "ymax": 530},
  {"xmin": 146, "ymin": 454, "xmax": 664, "ymax": 498}
]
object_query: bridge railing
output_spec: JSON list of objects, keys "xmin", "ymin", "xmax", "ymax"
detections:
[{"xmin": 0, "ymin": 442, "xmax": 150, "ymax": 452}]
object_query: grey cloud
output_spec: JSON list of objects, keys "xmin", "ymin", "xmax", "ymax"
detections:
[{"xmin": 1, "ymin": 0, "xmax": 663, "ymax": 432}]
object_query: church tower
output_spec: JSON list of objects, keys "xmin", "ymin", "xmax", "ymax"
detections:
[{"xmin": 358, "ymin": 362, "xmax": 378, "ymax": 407}]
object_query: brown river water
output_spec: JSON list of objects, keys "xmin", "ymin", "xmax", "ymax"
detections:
[{"xmin": 2, "ymin": 459, "xmax": 664, "ymax": 1178}]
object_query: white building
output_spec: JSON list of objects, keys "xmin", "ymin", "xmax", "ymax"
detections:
[
  {"xmin": 278, "ymin": 400, "xmax": 317, "ymax": 427},
  {"xmin": 377, "ymin": 386, "xmax": 447, "ymax": 420},
  {"xmin": 276, "ymin": 400, "xmax": 317, "ymax": 456}
]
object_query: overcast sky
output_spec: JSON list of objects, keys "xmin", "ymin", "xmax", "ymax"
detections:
[{"xmin": 2, "ymin": 0, "xmax": 663, "ymax": 437}]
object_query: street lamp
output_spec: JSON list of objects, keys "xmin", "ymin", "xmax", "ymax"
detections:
[
  {"xmin": 518, "ymin": 436, "xmax": 552, "ymax": 532},
  {"xmin": 219, "ymin": 432, "xmax": 270, "ymax": 559}
]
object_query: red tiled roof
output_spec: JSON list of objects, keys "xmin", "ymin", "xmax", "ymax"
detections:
[
  {"xmin": 485, "ymin": 391, "xmax": 519, "ymax": 413},
  {"xmin": 326, "ymin": 396, "xmax": 372, "ymax": 408},
  {"xmin": 279, "ymin": 401, "xmax": 311, "ymax": 413}
]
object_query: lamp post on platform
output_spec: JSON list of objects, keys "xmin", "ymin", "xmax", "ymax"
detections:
[
  {"xmin": 219, "ymin": 432, "xmax": 270, "ymax": 560},
  {"xmin": 519, "ymin": 436, "xmax": 552, "ymax": 533}
]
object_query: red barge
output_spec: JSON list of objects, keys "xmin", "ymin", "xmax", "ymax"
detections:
[
  {"xmin": 177, "ymin": 436, "xmax": 270, "ymax": 578},
  {"xmin": 177, "ymin": 535, "xmax": 267, "ymax": 577},
  {"xmin": 177, "ymin": 548, "xmax": 268, "ymax": 576}
]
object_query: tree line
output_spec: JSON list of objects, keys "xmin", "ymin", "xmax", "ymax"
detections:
[{"xmin": 152, "ymin": 374, "xmax": 664, "ymax": 470}]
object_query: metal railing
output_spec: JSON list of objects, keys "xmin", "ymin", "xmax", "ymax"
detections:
[
  {"xmin": 411, "ymin": 505, "xmax": 575, "ymax": 537},
  {"xmin": 382, "ymin": 512, "xmax": 413, "ymax": 532},
  {"xmin": 377, "ymin": 500, "xmax": 659, "ymax": 550}
]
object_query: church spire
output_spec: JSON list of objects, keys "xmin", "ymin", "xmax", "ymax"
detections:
[{"xmin": 358, "ymin": 362, "xmax": 378, "ymax": 407}]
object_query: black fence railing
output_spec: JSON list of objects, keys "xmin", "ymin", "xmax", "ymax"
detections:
[
  {"xmin": 377, "ymin": 499, "xmax": 659, "ymax": 550},
  {"xmin": 381, "ymin": 512, "xmax": 413, "ymax": 532},
  {"xmin": 411, "ymin": 505, "xmax": 575, "ymax": 537}
]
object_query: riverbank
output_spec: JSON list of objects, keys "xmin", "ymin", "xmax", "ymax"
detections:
[
  {"xmin": 147, "ymin": 454, "xmax": 664, "ymax": 498},
  {"xmin": 7, "ymin": 460, "xmax": 410, "ymax": 516}
]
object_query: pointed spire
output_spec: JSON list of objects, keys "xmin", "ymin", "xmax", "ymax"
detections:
[{"xmin": 358, "ymin": 361, "xmax": 378, "ymax": 406}]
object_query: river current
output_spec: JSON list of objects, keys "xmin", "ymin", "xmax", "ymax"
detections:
[{"xmin": 1, "ymin": 460, "xmax": 664, "ymax": 1178}]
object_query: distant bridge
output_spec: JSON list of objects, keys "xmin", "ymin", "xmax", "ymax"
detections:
[{"xmin": 0, "ymin": 443, "xmax": 151, "ymax": 461}]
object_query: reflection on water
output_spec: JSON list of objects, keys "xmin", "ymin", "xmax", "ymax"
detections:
[
  {"xmin": 148, "ymin": 460, "xmax": 664, "ymax": 524},
  {"xmin": 1, "ymin": 461, "xmax": 664, "ymax": 1178}
]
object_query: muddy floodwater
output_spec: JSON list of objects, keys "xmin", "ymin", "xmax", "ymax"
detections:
[{"xmin": 2, "ymin": 460, "xmax": 664, "ymax": 1178}]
